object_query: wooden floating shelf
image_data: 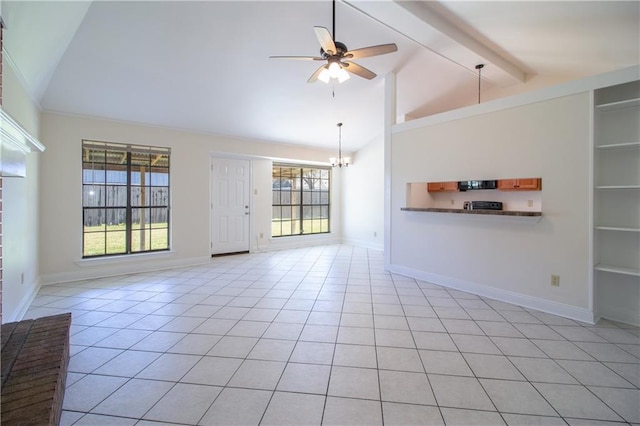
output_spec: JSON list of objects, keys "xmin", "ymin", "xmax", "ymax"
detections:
[{"xmin": 401, "ymin": 207, "xmax": 542, "ymax": 217}]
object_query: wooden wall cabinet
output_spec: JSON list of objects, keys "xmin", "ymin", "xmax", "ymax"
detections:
[
  {"xmin": 427, "ymin": 181, "xmax": 458, "ymax": 192},
  {"xmin": 497, "ymin": 178, "xmax": 541, "ymax": 191}
]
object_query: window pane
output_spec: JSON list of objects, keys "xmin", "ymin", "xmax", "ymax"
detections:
[
  {"xmin": 292, "ymin": 220, "xmax": 301, "ymax": 235},
  {"xmin": 272, "ymin": 189, "xmax": 280, "ymax": 205},
  {"xmin": 151, "ymin": 207, "xmax": 169, "ymax": 226},
  {"xmin": 106, "ymin": 165, "xmax": 127, "ymax": 184},
  {"xmin": 303, "ymin": 206, "xmax": 312, "ymax": 219},
  {"xmin": 105, "ymin": 150, "xmax": 126, "ymax": 165},
  {"xmin": 320, "ymin": 191, "xmax": 329, "ymax": 204},
  {"xmin": 83, "ymin": 163, "xmax": 106, "ymax": 184},
  {"xmin": 131, "ymin": 228, "xmax": 151, "ymax": 252},
  {"xmin": 106, "ymin": 185, "xmax": 127, "ymax": 207},
  {"xmin": 106, "ymin": 231, "xmax": 126, "ymax": 254},
  {"xmin": 84, "ymin": 208, "xmax": 106, "ymax": 230},
  {"xmin": 281, "ymin": 190, "xmax": 291, "ymax": 205},
  {"xmin": 105, "ymin": 208, "xmax": 127, "ymax": 228},
  {"xmin": 83, "ymin": 185, "xmax": 105, "ymax": 207},
  {"xmin": 130, "ymin": 186, "xmax": 149, "ymax": 207},
  {"xmin": 151, "ymin": 187, "xmax": 169, "ymax": 207},
  {"xmin": 320, "ymin": 206, "xmax": 329, "ymax": 219},
  {"xmin": 272, "ymin": 206, "xmax": 282, "ymax": 220},
  {"xmin": 302, "ymin": 191, "xmax": 311, "ymax": 204},
  {"xmin": 150, "ymin": 166, "xmax": 169, "ymax": 186},
  {"xmin": 150, "ymin": 229, "xmax": 169, "ymax": 250},
  {"xmin": 131, "ymin": 208, "xmax": 149, "ymax": 230},
  {"xmin": 83, "ymin": 231, "xmax": 105, "ymax": 257}
]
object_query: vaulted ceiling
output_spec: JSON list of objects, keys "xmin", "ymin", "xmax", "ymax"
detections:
[{"xmin": 2, "ymin": 1, "xmax": 639, "ymax": 151}]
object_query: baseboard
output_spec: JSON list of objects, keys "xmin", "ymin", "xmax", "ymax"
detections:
[
  {"xmin": 597, "ymin": 308, "xmax": 640, "ymax": 328},
  {"xmin": 390, "ymin": 264, "xmax": 595, "ymax": 325},
  {"xmin": 254, "ymin": 235, "xmax": 342, "ymax": 252},
  {"xmin": 341, "ymin": 238, "xmax": 384, "ymax": 251},
  {"xmin": 39, "ymin": 256, "xmax": 211, "ymax": 286},
  {"xmin": 6, "ymin": 278, "xmax": 41, "ymax": 322}
]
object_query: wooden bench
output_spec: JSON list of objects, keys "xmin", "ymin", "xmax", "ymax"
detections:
[{"xmin": 1, "ymin": 313, "xmax": 71, "ymax": 425}]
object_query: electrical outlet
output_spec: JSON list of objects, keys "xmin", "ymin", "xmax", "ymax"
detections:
[
  {"xmin": 528, "ymin": 200, "xmax": 534, "ymax": 208},
  {"xmin": 551, "ymin": 275, "xmax": 560, "ymax": 287},
  {"xmin": 21, "ymin": 273, "xmax": 24, "ymax": 285},
  {"xmin": 259, "ymin": 233, "xmax": 264, "ymax": 239},
  {"xmin": 373, "ymin": 231, "xmax": 377, "ymax": 237},
  {"xmin": 450, "ymin": 199, "xmax": 455, "ymax": 205}
]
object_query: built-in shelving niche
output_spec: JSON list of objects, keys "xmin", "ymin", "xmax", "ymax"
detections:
[{"xmin": 593, "ymin": 80, "xmax": 640, "ymax": 326}]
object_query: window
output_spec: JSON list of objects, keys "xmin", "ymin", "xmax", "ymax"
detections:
[
  {"xmin": 82, "ymin": 140, "xmax": 170, "ymax": 257},
  {"xmin": 272, "ymin": 164, "xmax": 330, "ymax": 237}
]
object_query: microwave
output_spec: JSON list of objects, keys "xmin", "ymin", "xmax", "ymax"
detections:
[{"xmin": 458, "ymin": 180, "xmax": 498, "ymax": 191}]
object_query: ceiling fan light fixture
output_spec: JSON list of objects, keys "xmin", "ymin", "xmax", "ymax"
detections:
[
  {"xmin": 318, "ymin": 67, "xmax": 331, "ymax": 83},
  {"xmin": 328, "ymin": 61, "xmax": 341, "ymax": 78},
  {"xmin": 337, "ymin": 67, "xmax": 350, "ymax": 83}
]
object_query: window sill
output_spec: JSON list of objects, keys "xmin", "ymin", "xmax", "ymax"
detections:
[{"xmin": 75, "ymin": 250, "xmax": 175, "ymax": 267}]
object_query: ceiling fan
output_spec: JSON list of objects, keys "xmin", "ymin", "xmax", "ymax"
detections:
[{"xmin": 270, "ymin": 0, "xmax": 398, "ymax": 83}]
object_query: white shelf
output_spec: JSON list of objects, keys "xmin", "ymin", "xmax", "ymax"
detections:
[
  {"xmin": 595, "ymin": 185, "xmax": 640, "ymax": 190},
  {"xmin": 596, "ymin": 141, "xmax": 640, "ymax": 150},
  {"xmin": 595, "ymin": 264, "xmax": 640, "ymax": 277},
  {"xmin": 595, "ymin": 226, "xmax": 640, "ymax": 232},
  {"xmin": 596, "ymin": 98, "xmax": 640, "ymax": 112}
]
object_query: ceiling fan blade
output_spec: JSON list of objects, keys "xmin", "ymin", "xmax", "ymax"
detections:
[
  {"xmin": 314, "ymin": 26, "xmax": 337, "ymax": 55},
  {"xmin": 308, "ymin": 64, "xmax": 328, "ymax": 83},
  {"xmin": 342, "ymin": 61, "xmax": 377, "ymax": 80},
  {"xmin": 269, "ymin": 55, "xmax": 324, "ymax": 61},
  {"xmin": 344, "ymin": 43, "xmax": 398, "ymax": 60}
]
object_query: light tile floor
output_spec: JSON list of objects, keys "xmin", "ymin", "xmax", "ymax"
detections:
[{"xmin": 23, "ymin": 245, "xmax": 640, "ymax": 425}]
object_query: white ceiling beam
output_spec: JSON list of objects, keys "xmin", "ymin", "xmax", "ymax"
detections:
[{"xmin": 346, "ymin": 0, "xmax": 527, "ymax": 87}]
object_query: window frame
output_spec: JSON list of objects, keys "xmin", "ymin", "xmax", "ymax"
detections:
[
  {"xmin": 272, "ymin": 163, "xmax": 331, "ymax": 238},
  {"xmin": 81, "ymin": 140, "xmax": 171, "ymax": 258}
]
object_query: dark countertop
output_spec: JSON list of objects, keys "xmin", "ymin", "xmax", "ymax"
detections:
[{"xmin": 400, "ymin": 207, "xmax": 542, "ymax": 217}]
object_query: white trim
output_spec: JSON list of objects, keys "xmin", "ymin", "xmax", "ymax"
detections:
[
  {"xmin": 587, "ymin": 90, "xmax": 595, "ymax": 313},
  {"xmin": 74, "ymin": 250, "xmax": 175, "ymax": 267},
  {"xmin": 598, "ymin": 308, "xmax": 640, "ymax": 328},
  {"xmin": 383, "ymin": 72, "xmax": 396, "ymax": 270},
  {"xmin": 6, "ymin": 279, "xmax": 41, "ymax": 322},
  {"xmin": 390, "ymin": 264, "xmax": 595, "ymax": 325},
  {"xmin": 262, "ymin": 234, "xmax": 342, "ymax": 252},
  {"xmin": 40, "ymin": 256, "xmax": 211, "ymax": 286},
  {"xmin": 341, "ymin": 237, "xmax": 383, "ymax": 251},
  {"xmin": 2, "ymin": 50, "xmax": 43, "ymax": 112},
  {"xmin": 393, "ymin": 65, "xmax": 640, "ymax": 134},
  {"xmin": 0, "ymin": 107, "xmax": 46, "ymax": 152}
]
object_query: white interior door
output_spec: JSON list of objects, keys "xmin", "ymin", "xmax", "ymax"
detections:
[{"xmin": 211, "ymin": 157, "xmax": 250, "ymax": 255}]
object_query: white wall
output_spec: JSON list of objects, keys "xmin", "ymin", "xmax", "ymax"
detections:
[
  {"xmin": 342, "ymin": 134, "xmax": 385, "ymax": 250},
  {"xmin": 39, "ymin": 112, "xmax": 341, "ymax": 284},
  {"xmin": 2, "ymin": 62, "xmax": 42, "ymax": 322},
  {"xmin": 390, "ymin": 92, "xmax": 593, "ymax": 322}
]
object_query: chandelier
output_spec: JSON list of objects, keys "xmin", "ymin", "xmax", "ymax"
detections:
[{"xmin": 330, "ymin": 122, "xmax": 350, "ymax": 167}]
